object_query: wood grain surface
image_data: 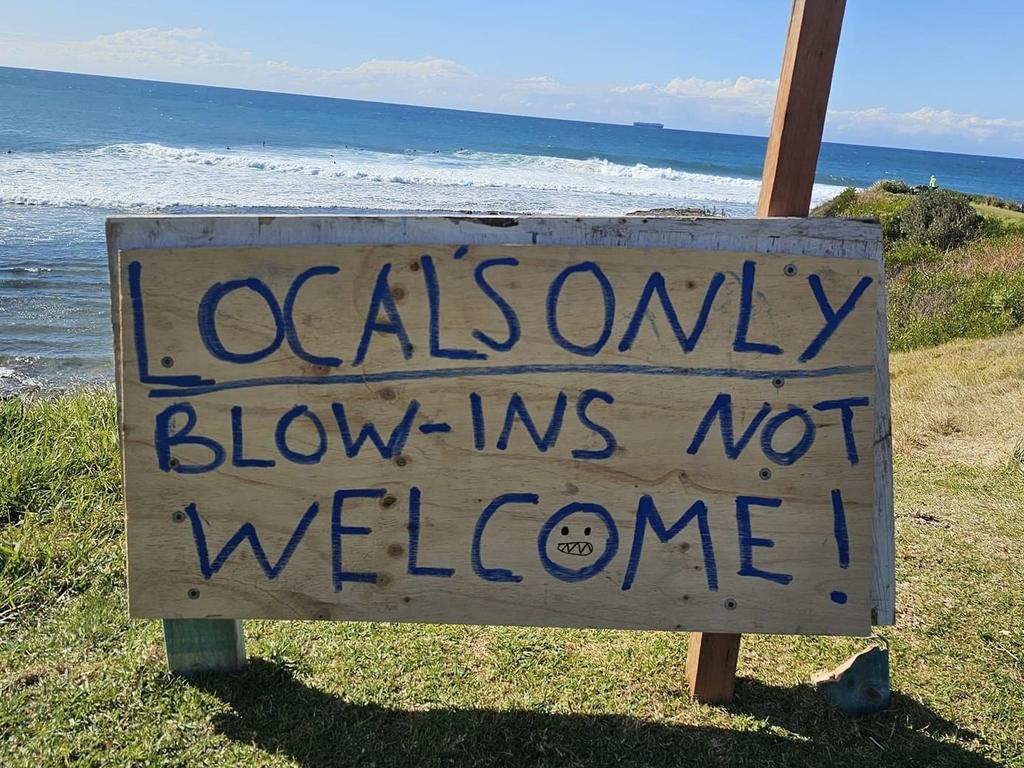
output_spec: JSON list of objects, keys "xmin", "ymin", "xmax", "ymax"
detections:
[{"xmin": 113, "ymin": 236, "xmax": 880, "ymax": 635}]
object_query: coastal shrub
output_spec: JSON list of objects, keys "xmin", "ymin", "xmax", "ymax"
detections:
[
  {"xmin": 778, "ymin": 186, "xmax": 1024, "ymax": 348},
  {"xmin": 887, "ymin": 265, "xmax": 1024, "ymax": 351},
  {"xmin": 872, "ymin": 178, "xmax": 912, "ymax": 194},
  {"xmin": 812, "ymin": 187, "xmax": 912, "ymax": 245},
  {"xmin": 811, "ymin": 186, "xmax": 857, "ymax": 217},
  {"xmin": 843, "ymin": 190, "xmax": 914, "ymax": 244},
  {"xmin": 885, "ymin": 216, "xmax": 1024, "ymax": 350},
  {"xmin": 894, "ymin": 189, "xmax": 981, "ymax": 250},
  {"xmin": 978, "ymin": 214, "xmax": 1024, "ymax": 240}
]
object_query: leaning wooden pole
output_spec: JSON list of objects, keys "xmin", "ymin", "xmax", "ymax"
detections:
[
  {"xmin": 757, "ymin": 0, "xmax": 847, "ymax": 217},
  {"xmin": 686, "ymin": 0, "xmax": 847, "ymax": 704}
]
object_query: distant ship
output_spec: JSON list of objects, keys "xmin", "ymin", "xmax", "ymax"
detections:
[{"xmin": 632, "ymin": 121, "xmax": 664, "ymax": 129}]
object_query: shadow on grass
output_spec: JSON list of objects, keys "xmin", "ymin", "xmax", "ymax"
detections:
[{"xmin": 191, "ymin": 658, "xmax": 996, "ymax": 768}]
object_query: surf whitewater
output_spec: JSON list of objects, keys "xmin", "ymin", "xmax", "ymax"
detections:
[{"xmin": 0, "ymin": 141, "xmax": 846, "ymax": 214}]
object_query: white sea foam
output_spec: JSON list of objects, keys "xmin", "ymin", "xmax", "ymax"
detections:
[
  {"xmin": 0, "ymin": 266, "xmax": 53, "ymax": 274},
  {"xmin": 0, "ymin": 142, "xmax": 846, "ymax": 215},
  {"xmin": 0, "ymin": 364, "xmax": 41, "ymax": 393}
]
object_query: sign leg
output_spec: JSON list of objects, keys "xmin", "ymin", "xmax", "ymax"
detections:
[
  {"xmin": 162, "ymin": 619, "xmax": 246, "ymax": 675},
  {"xmin": 686, "ymin": 632, "xmax": 740, "ymax": 704},
  {"xmin": 683, "ymin": 0, "xmax": 850, "ymax": 707}
]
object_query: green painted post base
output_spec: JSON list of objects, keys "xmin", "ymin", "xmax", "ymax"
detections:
[{"xmin": 162, "ymin": 619, "xmax": 246, "ymax": 675}]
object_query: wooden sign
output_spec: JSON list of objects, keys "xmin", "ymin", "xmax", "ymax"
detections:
[{"xmin": 112, "ymin": 217, "xmax": 888, "ymax": 636}]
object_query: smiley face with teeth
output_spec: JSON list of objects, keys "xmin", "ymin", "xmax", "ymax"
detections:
[
  {"xmin": 538, "ymin": 502, "xmax": 619, "ymax": 582},
  {"xmin": 557, "ymin": 525, "xmax": 594, "ymax": 557}
]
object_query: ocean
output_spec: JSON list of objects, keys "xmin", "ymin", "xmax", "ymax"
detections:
[{"xmin": 3, "ymin": 65, "xmax": 1024, "ymax": 391}]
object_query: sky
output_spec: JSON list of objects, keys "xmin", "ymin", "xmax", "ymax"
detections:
[{"xmin": 2, "ymin": 0, "xmax": 1024, "ymax": 158}]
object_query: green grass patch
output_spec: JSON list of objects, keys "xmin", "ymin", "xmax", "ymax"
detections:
[
  {"xmin": 888, "ymin": 265, "xmax": 1024, "ymax": 351},
  {"xmin": 1, "ymin": 383, "xmax": 1022, "ymax": 766},
  {"xmin": 973, "ymin": 202, "xmax": 1024, "ymax": 222},
  {"xmin": 883, "ymin": 242, "xmax": 943, "ymax": 270},
  {"xmin": 0, "ymin": 390, "xmax": 122, "ymax": 618},
  {"xmin": 843, "ymin": 190, "xmax": 914, "ymax": 244}
]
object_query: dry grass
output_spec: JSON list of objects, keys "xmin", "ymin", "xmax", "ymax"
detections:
[
  {"xmin": 955, "ymin": 230, "xmax": 1024, "ymax": 276},
  {"xmin": 890, "ymin": 329, "xmax": 1024, "ymax": 468}
]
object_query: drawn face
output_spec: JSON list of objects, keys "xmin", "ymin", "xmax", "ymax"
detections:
[
  {"xmin": 538, "ymin": 503, "xmax": 619, "ymax": 582},
  {"xmin": 555, "ymin": 521, "xmax": 595, "ymax": 558}
]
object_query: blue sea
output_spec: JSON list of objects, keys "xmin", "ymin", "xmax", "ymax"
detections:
[{"xmin": 3, "ymin": 65, "xmax": 1024, "ymax": 390}]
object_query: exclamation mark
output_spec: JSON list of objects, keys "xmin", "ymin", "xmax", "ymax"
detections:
[{"xmin": 829, "ymin": 488, "xmax": 850, "ymax": 604}]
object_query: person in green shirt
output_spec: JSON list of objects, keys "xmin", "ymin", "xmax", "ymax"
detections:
[{"xmin": 929, "ymin": 175, "xmax": 938, "ymax": 189}]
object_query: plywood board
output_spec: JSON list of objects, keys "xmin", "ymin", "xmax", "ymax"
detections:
[
  {"xmin": 104, "ymin": 216, "xmax": 894, "ymax": 626},
  {"xmin": 114, "ymin": 237, "xmax": 880, "ymax": 635}
]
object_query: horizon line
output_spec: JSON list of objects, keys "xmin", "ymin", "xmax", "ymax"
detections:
[{"xmin": 4, "ymin": 64, "xmax": 1024, "ymax": 164}]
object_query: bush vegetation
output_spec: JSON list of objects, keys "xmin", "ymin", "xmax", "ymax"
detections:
[
  {"xmin": 963, "ymin": 192, "xmax": 1024, "ymax": 213},
  {"xmin": 871, "ymin": 178, "xmax": 911, "ymax": 194},
  {"xmin": 843, "ymin": 189, "xmax": 914, "ymax": 243},
  {"xmin": 813, "ymin": 181, "xmax": 1024, "ymax": 351},
  {"xmin": 811, "ymin": 186, "xmax": 857, "ymax": 217},
  {"xmin": 894, "ymin": 189, "xmax": 980, "ymax": 250},
  {"xmin": 889, "ymin": 263, "xmax": 1024, "ymax": 351}
]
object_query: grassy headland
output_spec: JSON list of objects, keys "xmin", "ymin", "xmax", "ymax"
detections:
[
  {"xmin": 812, "ymin": 182, "xmax": 1024, "ymax": 351},
  {"xmin": 2, "ymin": 329, "xmax": 1023, "ymax": 765}
]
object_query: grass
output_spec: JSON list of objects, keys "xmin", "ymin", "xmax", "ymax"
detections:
[
  {"xmin": 812, "ymin": 184, "xmax": 1024, "ymax": 352},
  {"xmin": 890, "ymin": 331, "xmax": 1024, "ymax": 469},
  {"xmin": 973, "ymin": 202, "xmax": 1024, "ymax": 222},
  {"xmin": 843, "ymin": 189, "xmax": 914, "ymax": 240},
  {"xmin": 887, "ymin": 231, "xmax": 1024, "ymax": 351},
  {"xmin": 2, "ymin": 332, "xmax": 1024, "ymax": 767}
]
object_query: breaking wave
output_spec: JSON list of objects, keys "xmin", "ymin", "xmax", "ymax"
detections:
[{"xmin": 0, "ymin": 142, "xmax": 845, "ymax": 215}]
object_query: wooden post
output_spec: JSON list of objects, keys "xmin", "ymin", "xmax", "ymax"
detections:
[
  {"xmin": 685, "ymin": 632, "xmax": 742, "ymax": 704},
  {"xmin": 758, "ymin": 0, "xmax": 847, "ymax": 218},
  {"xmin": 163, "ymin": 619, "xmax": 246, "ymax": 675},
  {"xmin": 686, "ymin": 0, "xmax": 847, "ymax": 705}
]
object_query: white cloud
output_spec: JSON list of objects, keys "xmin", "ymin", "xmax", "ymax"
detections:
[
  {"xmin": 2, "ymin": 27, "xmax": 257, "ymax": 72},
  {"xmin": 265, "ymin": 56, "xmax": 474, "ymax": 83},
  {"xmin": 513, "ymin": 75, "xmax": 564, "ymax": 93},
  {"xmin": 3, "ymin": 27, "xmax": 1023, "ymax": 153},
  {"xmin": 828, "ymin": 106, "xmax": 1024, "ymax": 145},
  {"xmin": 613, "ymin": 75, "xmax": 778, "ymax": 115}
]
